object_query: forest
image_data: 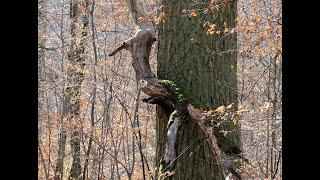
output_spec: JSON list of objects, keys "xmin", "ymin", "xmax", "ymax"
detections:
[{"xmin": 38, "ymin": 0, "xmax": 282, "ymax": 179}]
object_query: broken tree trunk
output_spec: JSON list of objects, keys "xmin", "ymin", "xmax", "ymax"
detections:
[
  {"xmin": 110, "ymin": 28, "xmax": 241, "ymax": 179},
  {"xmin": 109, "ymin": 29, "xmax": 241, "ymax": 180},
  {"xmin": 109, "ymin": 0, "xmax": 241, "ymax": 179}
]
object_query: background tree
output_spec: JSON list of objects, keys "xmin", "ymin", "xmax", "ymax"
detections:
[
  {"xmin": 56, "ymin": 0, "xmax": 90, "ymax": 179},
  {"xmin": 68, "ymin": 0, "xmax": 89, "ymax": 178}
]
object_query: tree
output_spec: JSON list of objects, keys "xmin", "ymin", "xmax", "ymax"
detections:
[
  {"xmin": 67, "ymin": 0, "xmax": 89, "ymax": 178},
  {"xmin": 52, "ymin": 0, "xmax": 89, "ymax": 179},
  {"xmin": 155, "ymin": 0, "xmax": 240, "ymax": 179},
  {"xmin": 109, "ymin": 0, "xmax": 241, "ymax": 179}
]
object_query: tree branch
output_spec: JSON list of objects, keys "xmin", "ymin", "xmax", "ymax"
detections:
[
  {"xmin": 187, "ymin": 104, "xmax": 241, "ymax": 180},
  {"xmin": 108, "ymin": 42, "xmax": 127, "ymax": 57}
]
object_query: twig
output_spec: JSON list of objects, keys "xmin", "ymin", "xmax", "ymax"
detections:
[
  {"xmin": 272, "ymin": 151, "xmax": 281, "ymax": 179},
  {"xmin": 108, "ymin": 42, "xmax": 127, "ymax": 57}
]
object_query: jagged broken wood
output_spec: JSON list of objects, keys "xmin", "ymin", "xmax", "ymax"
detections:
[
  {"xmin": 109, "ymin": 29, "xmax": 241, "ymax": 180},
  {"xmin": 108, "ymin": 0, "xmax": 241, "ymax": 179}
]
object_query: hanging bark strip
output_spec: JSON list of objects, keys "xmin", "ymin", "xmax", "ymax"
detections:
[
  {"xmin": 108, "ymin": 0, "xmax": 241, "ymax": 179},
  {"xmin": 163, "ymin": 117, "xmax": 182, "ymax": 167}
]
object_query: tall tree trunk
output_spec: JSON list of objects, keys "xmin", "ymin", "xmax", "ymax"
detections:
[
  {"xmin": 53, "ymin": 0, "xmax": 68, "ymax": 179},
  {"xmin": 67, "ymin": 0, "xmax": 89, "ymax": 179},
  {"xmin": 82, "ymin": 1, "xmax": 97, "ymax": 179},
  {"xmin": 39, "ymin": 0, "xmax": 52, "ymax": 179},
  {"xmin": 156, "ymin": 0, "xmax": 239, "ymax": 179},
  {"xmin": 54, "ymin": 125, "xmax": 67, "ymax": 180}
]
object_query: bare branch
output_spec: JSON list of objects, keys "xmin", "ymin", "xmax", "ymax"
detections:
[
  {"xmin": 187, "ymin": 104, "xmax": 241, "ymax": 180},
  {"xmin": 108, "ymin": 42, "xmax": 127, "ymax": 57}
]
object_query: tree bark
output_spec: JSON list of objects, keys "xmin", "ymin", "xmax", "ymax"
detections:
[
  {"xmin": 156, "ymin": 0, "xmax": 239, "ymax": 179},
  {"xmin": 54, "ymin": 125, "xmax": 67, "ymax": 180},
  {"xmin": 67, "ymin": 0, "xmax": 89, "ymax": 179}
]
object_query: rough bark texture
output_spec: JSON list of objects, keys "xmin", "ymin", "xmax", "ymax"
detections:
[
  {"xmin": 67, "ymin": 1, "xmax": 89, "ymax": 179},
  {"xmin": 54, "ymin": 125, "xmax": 67, "ymax": 180},
  {"xmin": 156, "ymin": 0, "xmax": 239, "ymax": 179}
]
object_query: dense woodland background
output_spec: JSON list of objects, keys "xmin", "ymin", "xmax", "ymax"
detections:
[{"xmin": 38, "ymin": 0, "xmax": 282, "ymax": 179}]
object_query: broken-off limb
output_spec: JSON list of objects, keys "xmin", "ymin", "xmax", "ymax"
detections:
[
  {"xmin": 109, "ymin": 30, "xmax": 169, "ymax": 97},
  {"xmin": 187, "ymin": 104, "xmax": 241, "ymax": 180},
  {"xmin": 108, "ymin": 0, "xmax": 167, "ymax": 97}
]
